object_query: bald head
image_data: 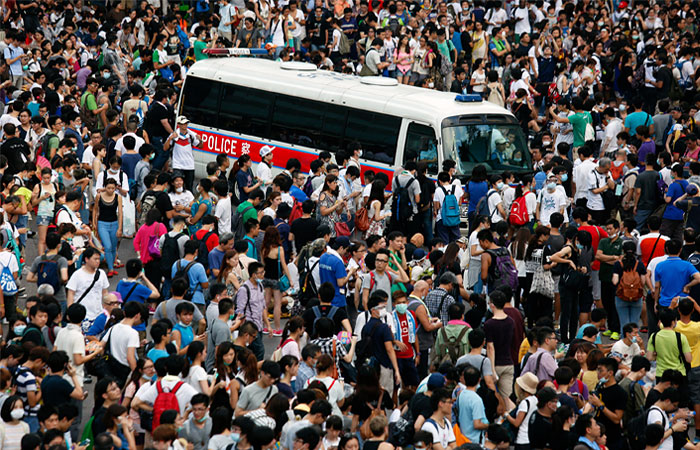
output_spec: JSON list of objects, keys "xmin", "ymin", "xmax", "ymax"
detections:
[{"xmin": 413, "ymin": 280, "xmax": 430, "ymax": 298}]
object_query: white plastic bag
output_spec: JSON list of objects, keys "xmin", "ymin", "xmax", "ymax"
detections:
[{"xmin": 123, "ymin": 199, "xmax": 136, "ymax": 237}]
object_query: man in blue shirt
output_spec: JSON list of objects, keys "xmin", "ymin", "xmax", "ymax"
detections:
[
  {"xmin": 655, "ymin": 239, "xmax": 700, "ymax": 308},
  {"xmin": 116, "ymin": 259, "xmax": 159, "ymax": 341},
  {"xmin": 171, "ymin": 240, "xmax": 210, "ymax": 312},
  {"xmin": 319, "ymin": 237, "xmax": 357, "ymax": 307},
  {"xmin": 623, "ymin": 99, "xmax": 653, "ymax": 137},
  {"xmin": 289, "ymin": 171, "xmax": 309, "ymax": 202},
  {"xmin": 457, "ymin": 365, "xmax": 488, "ymax": 444},
  {"xmin": 661, "ymin": 164, "xmax": 689, "ymax": 241}
]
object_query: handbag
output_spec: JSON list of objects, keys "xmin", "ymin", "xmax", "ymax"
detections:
[
  {"xmin": 360, "ymin": 390, "xmax": 385, "ymax": 440},
  {"xmin": 355, "ymin": 207, "xmax": 370, "ymax": 231},
  {"xmin": 561, "ymin": 267, "xmax": 586, "ymax": 290},
  {"xmin": 277, "ymin": 256, "xmax": 290, "ymax": 292},
  {"xmin": 530, "ymin": 265, "xmax": 554, "ymax": 298},
  {"xmin": 86, "ymin": 325, "xmax": 114, "ymax": 377},
  {"xmin": 334, "ymin": 221, "xmax": 351, "ymax": 237}
]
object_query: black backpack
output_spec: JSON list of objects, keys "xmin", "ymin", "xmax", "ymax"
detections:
[
  {"xmin": 626, "ymin": 406, "xmax": 667, "ymax": 450},
  {"xmin": 173, "ymin": 260, "xmax": 198, "ymax": 301},
  {"xmin": 194, "ymin": 231, "xmax": 214, "ymax": 270},
  {"xmin": 392, "ymin": 177, "xmax": 416, "ymax": 224},
  {"xmin": 161, "ymin": 233, "xmax": 186, "ymax": 277},
  {"xmin": 232, "ymin": 204, "xmax": 255, "ymax": 241}
]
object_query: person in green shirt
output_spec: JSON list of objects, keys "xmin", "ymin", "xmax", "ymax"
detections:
[
  {"xmin": 648, "ymin": 308, "xmax": 692, "ymax": 377},
  {"xmin": 596, "ymin": 219, "xmax": 623, "ymax": 340},
  {"xmin": 237, "ymin": 188, "xmax": 264, "ymax": 259},
  {"xmin": 549, "ymin": 97, "xmax": 592, "ymax": 151},
  {"xmin": 193, "ymin": 26, "xmax": 213, "ymax": 61}
]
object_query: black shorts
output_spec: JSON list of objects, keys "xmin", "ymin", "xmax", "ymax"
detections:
[{"xmin": 397, "ymin": 356, "xmax": 419, "ymax": 387}]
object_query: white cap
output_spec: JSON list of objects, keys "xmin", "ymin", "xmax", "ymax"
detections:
[{"xmin": 260, "ymin": 145, "xmax": 274, "ymax": 158}]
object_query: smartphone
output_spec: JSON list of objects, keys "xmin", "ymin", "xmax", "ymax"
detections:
[{"xmin": 80, "ymin": 439, "xmax": 91, "ymax": 447}]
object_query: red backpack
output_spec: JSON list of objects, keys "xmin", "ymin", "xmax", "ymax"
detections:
[
  {"xmin": 509, "ymin": 193, "xmax": 529, "ymax": 226},
  {"xmin": 289, "ymin": 200, "xmax": 303, "ymax": 224},
  {"xmin": 153, "ymin": 381, "xmax": 184, "ymax": 429}
]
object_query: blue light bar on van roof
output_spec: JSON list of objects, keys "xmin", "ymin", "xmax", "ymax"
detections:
[{"xmin": 455, "ymin": 94, "xmax": 483, "ymax": 103}]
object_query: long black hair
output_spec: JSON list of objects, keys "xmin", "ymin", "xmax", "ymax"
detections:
[{"xmin": 621, "ymin": 240, "xmax": 638, "ymax": 271}]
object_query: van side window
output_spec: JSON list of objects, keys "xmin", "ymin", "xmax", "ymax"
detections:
[
  {"xmin": 270, "ymin": 96, "xmax": 323, "ymax": 148},
  {"xmin": 344, "ymin": 111, "xmax": 400, "ymax": 165},
  {"xmin": 219, "ymin": 85, "xmax": 273, "ymax": 138},
  {"xmin": 404, "ymin": 122, "xmax": 438, "ymax": 174},
  {"xmin": 181, "ymin": 77, "xmax": 221, "ymax": 126}
]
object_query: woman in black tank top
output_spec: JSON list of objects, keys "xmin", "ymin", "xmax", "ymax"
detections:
[
  {"xmin": 93, "ymin": 178, "xmax": 123, "ymax": 277},
  {"xmin": 261, "ymin": 225, "xmax": 293, "ymax": 337}
]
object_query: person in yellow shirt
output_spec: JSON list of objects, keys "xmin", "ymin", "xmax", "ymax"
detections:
[{"xmin": 675, "ymin": 297, "xmax": 700, "ymax": 433}]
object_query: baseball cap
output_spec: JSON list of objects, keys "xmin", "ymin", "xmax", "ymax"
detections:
[
  {"xmin": 176, "ymin": 115, "xmax": 190, "ymax": 124},
  {"xmin": 619, "ymin": 1, "xmax": 628, "ymax": 8},
  {"xmin": 427, "ymin": 373, "xmax": 446, "ymax": 390},
  {"xmin": 260, "ymin": 145, "xmax": 274, "ymax": 158},
  {"xmin": 687, "ymin": 184, "xmax": 699, "ymax": 196},
  {"xmin": 413, "ymin": 248, "xmax": 427, "ymax": 260},
  {"xmin": 457, "ymin": 236, "xmax": 468, "ymax": 245},
  {"xmin": 334, "ymin": 236, "xmax": 351, "ymax": 249},
  {"xmin": 495, "ymin": 137, "xmax": 507, "ymax": 144}
]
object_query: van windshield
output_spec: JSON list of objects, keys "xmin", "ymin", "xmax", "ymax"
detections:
[{"xmin": 442, "ymin": 117, "xmax": 531, "ymax": 174}]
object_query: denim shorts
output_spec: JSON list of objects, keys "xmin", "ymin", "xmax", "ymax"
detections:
[
  {"xmin": 36, "ymin": 215, "xmax": 52, "ymax": 226},
  {"xmin": 262, "ymin": 279, "xmax": 280, "ymax": 290}
]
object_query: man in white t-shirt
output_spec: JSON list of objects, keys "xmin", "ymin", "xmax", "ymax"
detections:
[
  {"xmin": 610, "ymin": 323, "xmax": 642, "ymax": 368},
  {"xmin": 214, "ymin": 180, "xmax": 233, "ymax": 234},
  {"xmin": 165, "ymin": 116, "xmax": 201, "ymax": 193},
  {"xmin": 537, "ymin": 175, "xmax": 568, "ymax": 226},
  {"xmin": 133, "ymin": 354, "xmax": 198, "ymax": 416},
  {"xmin": 586, "ymin": 157, "xmax": 614, "ymax": 224},
  {"xmin": 647, "ymin": 389, "xmax": 686, "ymax": 450},
  {"xmin": 56, "ymin": 191, "xmax": 91, "ymax": 248},
  {"xmin": 66, "ymin": 248, "xmax": 110, "ymax": 329},
  {"xmin": 95, "ymin": 157, "xmax": 130, "ymax": 198},
  {"xmin": 421, "ymin": 388, "xmax": 457, "ymax": 450},
  {"xmin": 102, "ymin": 300, "xmax": 143, "ymax": 386},
  {"xmin": 486, "ymin": 175, "xmax": 506, "ymax": 223},
  {"xmin": 54, "ymin": 303, "xmax": 103, "ymax": 389},
  {"xmin": 115, "ymin": 121, "xmax": 146, "ymax": 155},
  {"xmin": 513, "ymin": 0, "xmax": 531, "ymax": 35}
]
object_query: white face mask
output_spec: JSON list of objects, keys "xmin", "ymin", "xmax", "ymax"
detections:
[
  {"xmin": 10, "ymin": 409, "xmax": 23, "ymax": 420},
  {"xmin": 176, "ymin": 187, "xmax": 183, "ymax": 193}
]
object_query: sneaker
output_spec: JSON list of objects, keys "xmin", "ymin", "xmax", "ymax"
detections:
[
  {"xmin": 85, "ymin": 375, "xmax": 93, "ymax": 384},
  {"xmin": 641, "ymin": 326, "xmax": 648, "ymax": 333},
  {"xmin": 272, "ymin": 329, "xmax": 283, "ymax": 337},
  {"xmin": 610, "ymin": 332, "xmax": 621, "ymax": 340},
  {"xmin": 262, "ymin": 328, "xmax": 270, "ymax": 335},
  {"xmin": 114, "ymin": 261, "xmax": 124, "ymax": 269},
  {"xmin": 602, "ymin": 330, "xmax": 613, "ymax": 337}
]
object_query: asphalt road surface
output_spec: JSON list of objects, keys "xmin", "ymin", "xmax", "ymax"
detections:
[{"xmin": 17, "ymin": 220, "xmax": 282, "ymax": 433}]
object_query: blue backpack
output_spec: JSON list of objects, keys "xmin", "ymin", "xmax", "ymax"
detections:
[
  {"xmin": 441, "ymin": 185, "xmax": 461, "ymax": 227},
  {"xmin": 37, "ymin": 254, "xmax": 61, "ymax": 292}
]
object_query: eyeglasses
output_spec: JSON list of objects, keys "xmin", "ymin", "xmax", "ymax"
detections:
[{"xmin": 376, "ymin": 258, "xmax": 389, "ymax": 263}]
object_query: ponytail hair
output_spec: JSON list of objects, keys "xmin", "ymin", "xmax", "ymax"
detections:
[
  {"xmin": 278, "ymin": 316, "xmax": 304, "ymax": 348},
  {"xmin": 183, "ymin": 340, "xmax": 205, "ymax": 378},
  {"xmin": 229, "ymin": 154, "xmax": 251, "ymax": 183}
]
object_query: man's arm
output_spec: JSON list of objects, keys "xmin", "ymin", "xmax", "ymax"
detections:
[
  {"xmin": 683, "ymin": 272, "xmax": 700, "ymax": 294},
  {"xmin": 384, "ymin": 340, "xmax": 402, "ymax": 386}
]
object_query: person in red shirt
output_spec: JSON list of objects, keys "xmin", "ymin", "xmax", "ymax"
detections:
[
  {"xmin": 391, "ymin": 290, "xmax": 420, "ymax": 389},
  {"xmin": 572, "ymin": 207, "xmax": 608, "ymax": 325},
  {"xmin": 193, "ymin": 215, "xmax": 219, "ymax": 251},
  {"xmin": 637, "ymin": 215, "xmax": 669, "ymax": 266}
]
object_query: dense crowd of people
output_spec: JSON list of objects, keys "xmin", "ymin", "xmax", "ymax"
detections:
[{"xmin": 1, "ymin": 1, "xmax": 700, "ymax": 450}]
